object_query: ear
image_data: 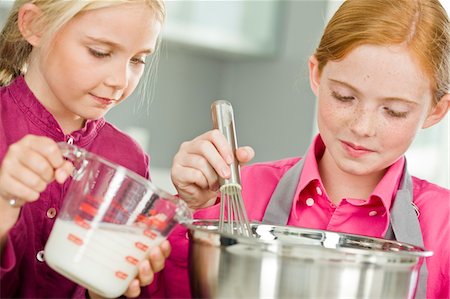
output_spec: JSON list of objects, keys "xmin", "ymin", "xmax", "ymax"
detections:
[
  {"xmin": 308, "ymin": 55, "xmax": 321, "ymax": 97},
  {"xmin": 422, "ymin": 93, "xmax": 450, "ymax": 129},
  {"xmin": 18, "ymin": 3, "xmax": 43, "ymax": 47}
]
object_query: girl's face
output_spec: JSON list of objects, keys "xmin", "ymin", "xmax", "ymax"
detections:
[
  {"xmin": 309, "ymin": 44, "xmax": 435, "ymax": 177},
  {"xmin": 26, "ymin": 2, "xmax": 161, "ymax": 129}
]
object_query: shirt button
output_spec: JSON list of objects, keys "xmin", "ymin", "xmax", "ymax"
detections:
[
  {"xmin": 46, "ymin": 208, "xmax": 57, "ymax": 219},
  {"xmin": 36, "ymin": 250, "xmax": 45, "ymax": 262},
  {"xmin": 306, "ymin": 198, "xmax": 315, "ymax": 207},
  {"xmin": 369, "ymin": 210, "xmax": 378, "ymax": 216},
  {"xmin": 316, "ymin": 186, "xmax": 323, "ymax": 196}
]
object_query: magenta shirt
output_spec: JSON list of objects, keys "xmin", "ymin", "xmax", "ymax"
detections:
[
  {"xmin": 150, "ymin": 135, "xmax": 449, "ymax": 299},
  {"xmin": 0, "ymin": 76, "xmax": 150, "ymax": 298}
]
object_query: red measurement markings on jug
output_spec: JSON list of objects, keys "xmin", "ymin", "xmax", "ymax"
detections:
[
  {"xmin": 144, "ymin": 229, "xmax": 158, "ymax": 240},
  {"xmin": 111, "ymin": 200, "xmax": 130, "ymax": 214},
  {"xmin": 136, "ymin": 215, "xmax": 168, "ymax": 231},
  {"xmin": 136, "ymin": 214, "xmax": 149, "ymax": 225},
  {"xmin": 67, "ymin": 233, "xmax": 83, "ymax": 246},
  {"xmin": 79, "ymin": 202, "xmax": 97, "ymax": 217},
  {"xmin": 125, "ymin": 255, "xmax": 139, "ymax": 265},
  {"xmin": 85, "ymin": 194, "xmax": 103, "ymax": 202},
  {"xmin": 85, "ymin": 194, "xmax": 130, "ymax": 215},
  {"xmin": 115, "ymin": 271, "xmax": 128, "ymax": 280},
  {"xmin": 135, "ymin": 241, "xmax": 149, "ymax": 252},
  {"xmin": 74, "ymin": 215, "xmax": 91, "ymax": 229},
  {"xmin": 83, "ymin": 194, "xmax": 131, "ymax": 224}
]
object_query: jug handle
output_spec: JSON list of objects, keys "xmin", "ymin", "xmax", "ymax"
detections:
[
  {"xmin": 57, "ymin": 142, "xmax": 90, "ymax": 180},
  {"xmin": 57, "ymin": 142, "xmax": 86, "ymax": 163}
]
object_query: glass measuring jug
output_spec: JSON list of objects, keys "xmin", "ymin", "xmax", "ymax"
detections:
[{"xmin": 44, "ymin": 143, "xmax": 192, "ymax": 298}]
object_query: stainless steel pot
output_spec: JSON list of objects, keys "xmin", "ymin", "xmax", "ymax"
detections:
[{"xmin": 187, "ymin": 220, "xmax": 432, "ymax": 299}]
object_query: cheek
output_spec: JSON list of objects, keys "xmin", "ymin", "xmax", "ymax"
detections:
[
  {"xmin": 379, "ymin": 119, "xmax": 420, "ymax": 152},
  {"xmin": 317, "ymin": 98, "xmax": 352, "ymax": 129},
  {"xmin": 46, "ymin": 43, "xmax": 94, "ymax": 84},
  {"xmin": 126, "ymin": 68, "xmax": 145, "ymax": 91},
  {"xmin": 126, "ymin": 74, "xmax": 140, "ymax": 94}
]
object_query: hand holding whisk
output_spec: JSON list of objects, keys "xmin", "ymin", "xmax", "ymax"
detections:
[{"xmin": 211, "ymin": 100, "xmax": 252, "ymax": 237}]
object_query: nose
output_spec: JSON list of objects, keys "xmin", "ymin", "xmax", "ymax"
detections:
[
  {"xmin": 349, "ymin": 106, "xmax": 377, "ymax": 137},
  {"xmin": 104, "ymin": 61, "xmax": 129, "ymax": 92}
]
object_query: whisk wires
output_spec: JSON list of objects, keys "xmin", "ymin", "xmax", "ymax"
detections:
[{"xmin": 219, "ymin": 183, "xmax": 252, "ymax": 237}]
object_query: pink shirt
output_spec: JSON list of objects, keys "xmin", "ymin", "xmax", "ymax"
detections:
[
  {"xmin": 0, "ymin": 76, "xmax": 150, "ymax": 298},
  {"xmin": 151, "ymin": 135, "xmax": 449, "ymax": 299},
  {"xmin": 288, "ymin": 135, "xmax": 402, "ymax": 236}
]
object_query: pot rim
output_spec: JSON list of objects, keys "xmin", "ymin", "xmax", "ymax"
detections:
[{"xmin": 186, "ymin": 219, "xmax": 433, "ymax": 259}]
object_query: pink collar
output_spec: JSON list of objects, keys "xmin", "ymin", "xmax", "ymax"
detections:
[{"xmin": 294, "ymin": 134, "xmax": 404, "ymax": 215}]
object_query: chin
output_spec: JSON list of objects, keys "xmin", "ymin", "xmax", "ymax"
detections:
[
  {"xmin": 81, "ymin": 110, "xmax": 108, "ymax": 120},
  {"xmin": 337, "ymin": 159, "xmax": 375, "ymax": 176}
]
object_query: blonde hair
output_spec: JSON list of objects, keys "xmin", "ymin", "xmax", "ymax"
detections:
[
  {"xmin": 315, "ymin": 0, "xmax": 450, "ymax": 104},
  {"xmin": 0, "ymin": 0, "xmax": 165, "ymax": 86}
]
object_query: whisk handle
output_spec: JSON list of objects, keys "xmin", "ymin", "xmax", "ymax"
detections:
[{"xmin": 211, "ymin": 100, "xmax": 241, "ymax": 186}]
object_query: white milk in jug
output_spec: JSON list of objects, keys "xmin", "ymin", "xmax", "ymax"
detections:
[{"xmin": 45, "ymin": 219, "xmax": 164, "ymax": 298}]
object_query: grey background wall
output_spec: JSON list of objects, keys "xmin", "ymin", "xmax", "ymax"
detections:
[{"xmin": 105, "ymin": 1, "xmax": 327, "ymax": 170}]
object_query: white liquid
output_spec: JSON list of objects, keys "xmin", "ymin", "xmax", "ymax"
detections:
[{"xmin": 45, "ymin": 219, "xmax": 165, "ymax": 298}]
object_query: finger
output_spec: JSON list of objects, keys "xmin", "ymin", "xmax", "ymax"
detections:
[
  {"xmin": 15, "ymin": 148, "xmax": 55, "ymax": 183},
  {"xmin": 148, "ymin": 246, "xmax": 165, "ymax": 274},
  {"xmin": 171, "ymin": 164, "xmax": 210, "ymax": 191},
  {"xmin": 26, "ymin": 136, "xmax": 65, "ymax": 169},
  {"xmin": 235, "ymin": 146, "xmax": 255, "ymax": 164},
  {"xmin": 3, "ymin": 198, "xmax": 24, "ymax": 208},
  {"xmin": 8, "ymin": 161, "xmax": 48, "ymax": 193},
  {"xmin": 175, "ymin": 153, "xmax": 220, "ymax": 191},
  {"xmin": 123, "ymin": 279, "xmax": 141, "ymax": 298},
  {"xmin": 159, "ymin": 240, "xmax": 171, "ymax": 258},
  {"xmin": 184, "ymin": 139, "xmax": 231, "ymax": 180},
  {"xmin": 54, "ymin": 161, "xmax": 74, "ymax": 184},
  {"xmin": 2, "ymin": 155, "xmax": 47, "ymax": 192},
  {"xmin": 194, "ymin": 130, "xmax": 234, "ymax": 163},
  {"xmin": 0, "ymin": 174, "xmax": 40, "ymax": 203},
  {"xmin": 137, "ymin": 259, "xmax": 154, "ymax": 286},
  {"xmin": 194, "ymin": 129, "xmax": 234, "ymax": 164}
]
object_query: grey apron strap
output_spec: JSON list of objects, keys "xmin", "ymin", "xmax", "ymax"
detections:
[
  {"xmin": 385, "ymin": 165, "xmax": 428, "ymax": 299},
  {"xmin": 262, "ymin": 158, "xmax": 305, "ymax": 225}
]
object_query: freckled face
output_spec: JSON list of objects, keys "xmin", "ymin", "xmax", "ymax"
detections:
[
  {"xmin": 314, "ymin": 44, "xmax": 433, "ymax": 176},
  {"xmin": 27, "ymin": 2, "xmax": 161, "ymax": 126}
]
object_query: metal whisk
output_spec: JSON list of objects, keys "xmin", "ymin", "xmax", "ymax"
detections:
[{"xmin": 211, "ymin": 100, "xmax": 253, "ymax": 237}]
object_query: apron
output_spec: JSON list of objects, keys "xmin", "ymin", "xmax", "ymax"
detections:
[{"xmin": 262, "ymin": 158, "xmax": 428, "ymax": 298}]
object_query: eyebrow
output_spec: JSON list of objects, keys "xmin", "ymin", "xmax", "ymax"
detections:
[
  {"xmin": 85, "ymin": 35, "xmax": 153, "ymax": 55},
  {"xmin": 328, "ymin": 78, "xmax": 419, "ymax": 105}
]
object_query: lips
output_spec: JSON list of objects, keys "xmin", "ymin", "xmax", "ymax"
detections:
[
  {"xmin": 91, "ymin": 94, "xmax": 114, "ymax": 105},
  {"xmin": 340, "ymin": 140, "xmax": 375, "ymax": 158}
]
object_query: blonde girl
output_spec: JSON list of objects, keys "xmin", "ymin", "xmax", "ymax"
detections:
[{"xmin": 0, "ymin": 1, "xmax": 168, "ymax": 298}]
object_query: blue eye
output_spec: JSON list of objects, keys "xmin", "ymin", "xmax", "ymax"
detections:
[
  {"xmin": 89, "ymin": 48, "xmax": 110, "ymax": 58},
  {"xmin": 331, "ymin": 91, "xmax": 354, "ymax": 102}
]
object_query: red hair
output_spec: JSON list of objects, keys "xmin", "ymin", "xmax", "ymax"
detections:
[{"xmin": 315, "ymin": 0, "xmax": 449, "ymax": 104}]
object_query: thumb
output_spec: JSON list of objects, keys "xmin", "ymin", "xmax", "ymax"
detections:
[
  {"xmin": 236, "ymin": 146, "xmax": 255, "ymax": 164},
  {"xmin": 54, "ymin": 161, "xmax": 74, "ymax": 184}
]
